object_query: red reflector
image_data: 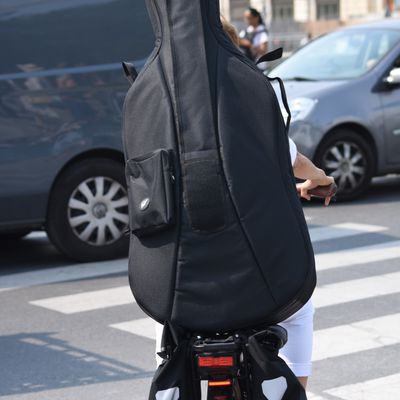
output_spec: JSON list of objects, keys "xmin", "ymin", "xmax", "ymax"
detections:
[
  {"xmin": 208, "ymin": 380, "xmax": 232, "ymax": 387},
  {"xmin": 198, "ymin": 356, "xmax": 234, "ymax": 367}
]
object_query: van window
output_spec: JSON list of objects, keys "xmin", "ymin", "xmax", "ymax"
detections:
[{"xmin": 0, "ymin": 0, "xmax": 154, "ymax": 74}]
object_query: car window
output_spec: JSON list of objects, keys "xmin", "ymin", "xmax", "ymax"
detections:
[{"xmin": 271, "ymin": 28, "xmax": 400, "ymax": 81}]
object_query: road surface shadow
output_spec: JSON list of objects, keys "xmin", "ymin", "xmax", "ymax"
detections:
[{"xmin": 0, "ymin": 332, "xmax": 153, "ymax": 396}]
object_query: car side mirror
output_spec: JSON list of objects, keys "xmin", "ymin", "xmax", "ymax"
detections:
[{"xmin": 384, "ymin": 67, "xmax": 400, "ymax": 85}]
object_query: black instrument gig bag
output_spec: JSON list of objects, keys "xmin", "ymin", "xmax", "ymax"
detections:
[{"xmin": 121, "ymin": 0, "xmax": 316, "ymax": 333}]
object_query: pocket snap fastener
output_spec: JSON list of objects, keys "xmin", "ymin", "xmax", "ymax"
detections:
[
  {"xmin": 140, "ymin": 198, "xmax": 150, "ymax": 211},
  {"xmin": 131, "ymin": 165, "xmax": 141, "ymax": 178}
]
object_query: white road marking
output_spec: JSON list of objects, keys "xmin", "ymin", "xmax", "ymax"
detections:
[
  {"xmin": 309, "ymin": 223, "xmax": 386, "ymax": 243},
  {"xmin": 307, "ymin": 393, "xmax": 327, "ymax": 400},
  {"xmin": 0, "ymin": 259, "xmax": 127, "ymax": 293},
  {"xmin": 312, "ymin": 313, "xmax": 400, "ymax": 361},
  {"xmin": 29, "ymin": 286, "xmax": 134, "ymax": 314},
  {"xmin": 313, "ymin": 271, "xmax": 400, "ymax": 308},
  {"xmin": 324, "ymin": 373, "xmax": 400, "ymax": 400},
  {"xmin": 9, "ymin": 223, "xmax": 400, "ymax": 399},
  {"xmin": 315, "ymin": 240, "xmax": 400, "ymax": 271},
  {"xmin": 25, "ymin": 231, "xmax": 48, "ymax": 239},
  {"xmin": 112, "ymin": 313, "xmax": 400, "ymax": 363},
  {"xmin": 110, "ymin": 317, "xmax": 156, "ymax": 340},
  {"xmin": 1, "ymin": 223, "xmax": 395, "ymax": 292},
  {"xmin": 31, "ymin": 249, "xmax": 399, "ymax": 316}
]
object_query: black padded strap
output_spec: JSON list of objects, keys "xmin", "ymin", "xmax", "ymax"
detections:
[
  {"xmin": 256, "ymin": 47, "xmax": 283, "ymax": 64},
  {"xmin": 121, "ymin": 61, "xmax": 138, "ymax": 85}
]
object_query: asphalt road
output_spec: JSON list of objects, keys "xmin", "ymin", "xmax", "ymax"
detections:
[{"xmin": 1, "ymin": 176, "xmax": 400, "ymax": 400}]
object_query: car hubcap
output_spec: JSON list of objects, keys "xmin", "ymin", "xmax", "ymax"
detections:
[
  {"xmin": 68, "ymin": 176, "xmax": 128, "ymax": 246},
  {"xmin": 322, "ymin": 141, "xmax": 366, "ymax": 192}
]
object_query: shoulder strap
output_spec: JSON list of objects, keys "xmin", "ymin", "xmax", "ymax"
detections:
[
  {"xmin": 255, "ymin": 28, "xmax": 268, "ymax": 35},
  {"xmin": 256, "ymin": 47, "xmax": 283, "ymax": 64},
  {"xmin": 267, "ymin": 76, "xmax": 291, "ymax": 133},
  {"xmin": 247, "ymin": 27, "xmax": 268, "ymax": 44},
  {"xmin": 254, "ymin": 48, "xmax": 291, "ymax": 132}
]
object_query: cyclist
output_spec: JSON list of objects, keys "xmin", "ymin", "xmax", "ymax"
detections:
[{"xmin": 154, "ymin": 17, "xmax": 335, "ymax": 392}]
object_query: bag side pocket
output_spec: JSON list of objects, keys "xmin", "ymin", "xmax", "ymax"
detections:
[{"xmin": 125, "ymin": 148, "xmax": 175, "ymax": 237}]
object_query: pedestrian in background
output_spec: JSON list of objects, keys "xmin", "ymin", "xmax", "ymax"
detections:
[{"xmin": 239, "ymin": 7, "xmax": 269, "ymax": 70}]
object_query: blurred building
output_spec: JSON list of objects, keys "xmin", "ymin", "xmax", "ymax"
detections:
[
  {"xmin": 224, "ymin": 0, "xmax": 399, "ymax": 51},
  {"xmin": 220, "ymin": 0, "xmax": 250, "ymax": 26}
]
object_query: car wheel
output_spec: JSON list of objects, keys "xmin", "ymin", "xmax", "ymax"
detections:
[
  {"xmin": 315, "ymin": 129, "xmax": 375, "ymax": 200},
  {"xmin": 46, "ymin": 157, "xmax": 129, "ymax": 262}
]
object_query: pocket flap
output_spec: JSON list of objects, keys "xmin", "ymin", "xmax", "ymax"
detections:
[{"xmin": 126, "ymin": 149, "xmax": 175, "ymax": 236}]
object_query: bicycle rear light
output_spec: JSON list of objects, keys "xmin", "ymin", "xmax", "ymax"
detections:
[
  {"xmin": 198, "ymin": 356, "xmax": 234, "ymax": 368},
  {"xmin": 195, "ymin": 353, "xmax": 237, "ymax": 380},
  {"xmin": 193, "ymin": 338, "xmax": 240, "ymax": 381},
  {"xmin": 208, "ymin": 380, "xmax": 232, "ymax": 387}
]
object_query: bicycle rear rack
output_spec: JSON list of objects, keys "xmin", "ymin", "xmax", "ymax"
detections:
[{"xmin": 192, "ymin": 326, "xmax": 288, "ymax": 400}]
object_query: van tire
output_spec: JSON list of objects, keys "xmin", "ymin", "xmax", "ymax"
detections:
[{"xmin": 46, "ymin": 158, "xmax": 129, "ymax": 262}]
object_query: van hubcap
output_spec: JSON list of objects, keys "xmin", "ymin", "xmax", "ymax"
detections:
[
  {"xmin": 322, "ymin": 141, "xmax": 366, "ymax": 192},
  {"xmin": 68, "ymin": 177, "xmax": 128, "ymax": 246}
]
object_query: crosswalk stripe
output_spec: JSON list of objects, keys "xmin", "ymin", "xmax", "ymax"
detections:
[
  {"xmin": 110, "ymin": 317, "xmax": 156, "ymax": 340},
  {"xmin": 0, "ymin": 260, "xmax": 127, "ymax": 293},
  {"xmin": 312, "ymin": 313, "xmax": 400, "ymax": 361},
  {"xmin": 313, "ymin": 271, "xmax": 400, "ymax": 308},
  {"xmin": 110, "ymin": 313, "xmax": 400, "ymax": 369},
  {"xmin": 307, "ymin": 393, "xmax": 327, "ymax": 400},
  {"xmin": 112, "ymin": 312, "xmax": 400, "ymax": 361},
  {"xmin": 26, "ymin": 231, "xmax": 48, "ymax": 239},
  {"xmin": 31, "ymin": 269, "xmax": 400, "ymax": 315},
  {"xmin": 308, "ymin": 222, "xmax": 386, "ymax": 243},
  {"xmin": 1, "ymin": 223, "xmax": 393, "ymax": 292},
  {"xmin": 315, "ymin": 240, "xmax": 400, "ymax": 271},
  {"xmin": 324, "ymin": 372, "xmax": 400, "ymax": 400},
  {"xmin": 44, "ymin": 267, "xmax": 399, "ymax": 316},
  {"xmin": 29, "ymin": 286, "xmax": 134, "ymax": 314}
]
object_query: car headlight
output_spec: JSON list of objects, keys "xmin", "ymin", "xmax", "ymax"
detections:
[{"xmin": 281, "ymin": 98, "xmax": 317, "ymax": 122}]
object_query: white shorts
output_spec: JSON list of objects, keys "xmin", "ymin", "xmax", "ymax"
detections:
[
  {"xmin": 154, "ymin": 299, "xmax": 314, "ymax": 377},
  {"xmin": 278, "ymin": 299, "xmax": 314, "ymax": 377}
]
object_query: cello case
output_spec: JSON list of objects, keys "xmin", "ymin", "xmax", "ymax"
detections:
[{"xmin": 122, "ymin": 0, "xmax": 316, "ymax": 333}]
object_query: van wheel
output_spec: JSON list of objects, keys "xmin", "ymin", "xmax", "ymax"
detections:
[
  {"xmin": 314, "ymin": 129, "xmax": 375, "ymax": 200},
  {"xmin": 46, "ymin": 158, "xmax": 129, "ymax": 262}
]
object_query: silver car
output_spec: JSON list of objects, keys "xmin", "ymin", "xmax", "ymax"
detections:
[{"xmin": 270, "ymin": 19, "xmax": 400, "ymax": 199}]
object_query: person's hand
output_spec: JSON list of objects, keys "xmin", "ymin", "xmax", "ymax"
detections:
[{"xmin": 296, "ymin": 174, "xmax": 335, "ymax": 206}]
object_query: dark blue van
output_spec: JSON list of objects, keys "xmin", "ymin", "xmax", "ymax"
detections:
[{"xmin": 0, "ymin": 0, "xmax": 154, "ymax": 261}]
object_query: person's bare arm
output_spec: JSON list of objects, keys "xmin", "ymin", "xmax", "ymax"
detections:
[
  {"xmin": 240, "ymin": 38, "xmax": 252, "ymax": 48},
  {"xmin": 254, "ymin": 41, "xmax": 268, "ymax": 57},
  {"xmin": 293, "ymin": 152, "xmax": 335, "ymax": 206}
]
